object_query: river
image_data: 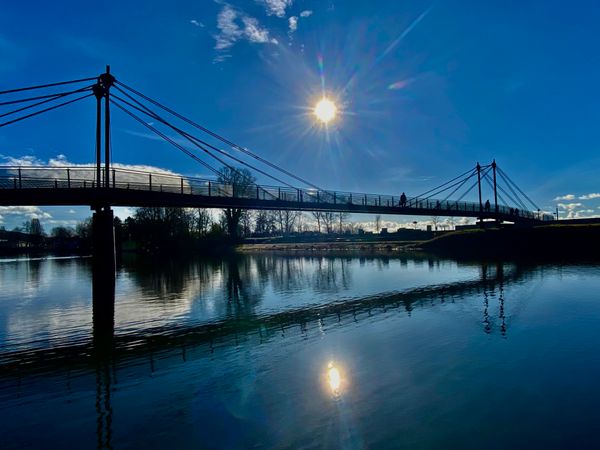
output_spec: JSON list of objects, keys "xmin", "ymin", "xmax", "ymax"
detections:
[{"xmin": 1, "ymin": 253, "xmax": 600, "ymax": 449}]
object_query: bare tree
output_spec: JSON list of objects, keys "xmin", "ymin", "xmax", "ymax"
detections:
[
  {"xmin": 217, "ymin": 166, "xmax": 256, "ymax": 238},
  {"xmin": 430, "ymin": 216, "xmax": 439, "ymax": 231},
  {"xmin": 322, "ymin": 212, "xmax": 336, "ymax": 233},
  {"xmin": 275, "ymin": 210, "xmax": 301, "ymax": 234},
  {"xmin": 312, "ymin": 211, "xmax": 324, "ymax": 233},
  {"xmin": 196, "ymin": 209, "xmax": 212, "ymax": 235},
  {"xmin": 338, "ymin": 212, "xmax": 350, "ymax": 233},
  {"xmin": 375, "ymin": 215, "xmax": 382, "ymax": 233}
]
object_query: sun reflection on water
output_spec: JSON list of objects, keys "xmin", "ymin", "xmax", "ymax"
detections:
[{"xmin": 326, "ymin": 361, "xmax": 344, "ymax": 398}]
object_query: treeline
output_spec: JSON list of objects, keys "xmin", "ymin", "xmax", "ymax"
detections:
[
  {"xmin": 0, "ymin": 218, "xmax": 93, "ymax": 253},
  {"xmin": 1, "ymin": 207, "xmax": 363, "ymax": 255}
]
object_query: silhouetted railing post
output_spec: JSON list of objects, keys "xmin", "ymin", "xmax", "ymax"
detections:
[
  {"xmin": 18, "ymin": 168, "xmax": 21, "ymax": 188},
  {"xmin": 208, "ymin": 181, "xmax": 211, "ymax": 196},
  {"xmin": 67, "ymin": 168, "xmax": 71, "ymax": 188},
  {"xmin": 112, "ymin": 169, "xmax": 115, "ymax": 188},
  {"xmin": 148, "ymin": 173, "xmax": 152, "ymax": 191},
  {"xmin": 180, "ymin": 178, "xmax": 184, "ymax": 194},
  {"xmin": 492, "ymin": 159, "xmax": 498, "ymax": 213},
  {"xmin": 477, "ymin": 162, "xmax": 482, "ymax": 212}
]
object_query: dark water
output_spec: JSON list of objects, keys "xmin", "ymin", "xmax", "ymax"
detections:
[{"xmin": 1, "ymin": 254, "xmax": 600, "ymax": 449}]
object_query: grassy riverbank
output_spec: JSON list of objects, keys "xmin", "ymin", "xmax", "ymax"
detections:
[{"xmin": 419, "ymin": 224, "xmax": 600, "ymax": 259}]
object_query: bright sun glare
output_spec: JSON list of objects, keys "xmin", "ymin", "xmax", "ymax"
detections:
[{"xmin": 314, "ymin": 97, "xmax": 337, "ymax": 124}]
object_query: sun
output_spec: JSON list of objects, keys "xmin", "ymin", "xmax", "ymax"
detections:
[{"xmin": 314, "ymin": 97, "xmax": 337, "ymax": 124}]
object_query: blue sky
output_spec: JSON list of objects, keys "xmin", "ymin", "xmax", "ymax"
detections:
[{"xmin": 1, "ymin": 0, "xmax": 600, "ymax": 229}]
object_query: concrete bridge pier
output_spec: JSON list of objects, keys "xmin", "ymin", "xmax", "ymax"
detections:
[{"xmin": 92, "ymin": 206, "xmax": 116, "ymax": 347}]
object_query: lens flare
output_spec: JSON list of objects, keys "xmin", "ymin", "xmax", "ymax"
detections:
[{"xmin": 314, "ymin": 98, "xmax": 337, "ymax": 124}]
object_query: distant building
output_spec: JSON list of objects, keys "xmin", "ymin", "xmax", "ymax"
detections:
[{"xmin": 380, "ymin": 228, "xmax": 388, "ymax": 234}]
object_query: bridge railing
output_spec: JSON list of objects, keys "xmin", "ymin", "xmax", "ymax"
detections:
[{"xmin": 0, "ymin": 166, "xmax": 553, "ymax": 221}]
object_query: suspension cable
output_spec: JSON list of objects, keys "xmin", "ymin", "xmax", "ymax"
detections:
[
  {"xmin": 496, "ymin": 166, "xmax": 540, "ymax": 211},
  {"xmin": 0, "ymin": 85, "xmax": 93, "ymax": 119},
  {"xmin": 496, "ymin": 170, "xmax": 529, "ymax": 211},
  {"xmin": 0, "ymin": 77, "xmax": 97, "ymax": 95},
  {"xmin": 111, "ymin": 93, "xmax": 313, "ymax": 195},
  {"xmin": 413, "ymin": 166, "xmax": 481, "ymax": 199},
  {"xmin": 110, "ymin": 100, "xmax": 222, "ymax": 177},
  {"xmin": 0, "ymin": 93, "xmax": 93, "ymax": 128},
  {"xmin": 483, "ymin": 172, "xmax": 526, "ymax": 210},
  {"xmin": 111, "ymin": 100, "xmax": 279, "ymax": 199},
  {"xmin": 114, "ymin": 82, "xmax": 324, "ymax": 191},
  {"xmin": 483, "ymin": 176, "xmax": 510, "ymax": 209}
]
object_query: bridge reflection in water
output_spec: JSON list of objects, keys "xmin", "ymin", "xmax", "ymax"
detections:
[{"xmin": 0, "ymin": 256, "xmax": 546, "ymax": 449}]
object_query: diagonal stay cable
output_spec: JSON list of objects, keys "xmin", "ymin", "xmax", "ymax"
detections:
[
  {"xmin": 0, "ymin": 85, "xmax": 93, "ymax": 119},
  {"xmin": 0, "ymin": 88, "xmax": 93, "ymax": 106},
  {"xmin": 111, "ymin": 93, "xmax": 314, "ymax": 198},
  {"xmin": 442, "ymin": 168, "xmax": 485, "ymax": 202},
  {"xmin": 483, "ymin": 176, "xmax": 510, "ymax": 209},
  {"xmin": 114, "ymin": 82, "xmax": 324, "ymax": 191},
  {"xmin": 110, "ymin": 100, "xmax": 222, "ymax": 177},
  {"xmin": 483, "ymin": 172, "xmax": 525, "ymax": 210},
  {"xmin": 0, "ymin": 93, "xmax": 93, "ymax": 128},
  {"xmin": 497, "ymin": 166, "xmax": 540, "ymax": 211},
  {"xmin": 494, "ymin": 169, "xmax": 528, "ymax": 210},
  {"xmin": 111, "ymin": 100, "xmax": 279, "ymax": 200},
  {"xmin": 0, "ymin": 77, "xmax": 97, "ymax": 95},
  {"xmin": 455, "ymin": 166, "xmax": 492, "ymax": 203},
  {"xmin": 494, "ymin": 170, "xmax": 529, "ymax": 211},
  {"xmin": 413, "ymin": 166, "xmax": 481, "ymax": 199}
]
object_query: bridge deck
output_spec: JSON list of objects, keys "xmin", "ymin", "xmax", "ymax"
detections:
[{"xmin": 0, "ymin": 166, "xmax": 552, "ymax": 223}]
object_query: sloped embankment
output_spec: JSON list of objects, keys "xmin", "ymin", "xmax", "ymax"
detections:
[{"xmin": 419, "ymin": 224, "xmax": 600, "ymax": 259}]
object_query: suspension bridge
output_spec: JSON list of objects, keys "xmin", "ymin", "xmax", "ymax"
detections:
[{"xmin": 0, "ymin": 67, "xmax": 551, "ymax": 222}]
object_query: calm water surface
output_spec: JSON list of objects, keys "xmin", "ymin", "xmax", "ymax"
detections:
[{"xmin": 1, "ymin": 254, "xmax": 600, "ymax": 449}]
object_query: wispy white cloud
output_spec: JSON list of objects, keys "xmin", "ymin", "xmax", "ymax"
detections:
[
  {"xmin": 190, "ymin": 19, "xmax": 205, "ymax": 28},
  {"xmin": 257, "ymin": 0, "xmax": 293, "ymax": 18},
  {"xmin": 579, "ymin": 193, "xmax": 600, "ymax": 200},
  {"xmin": 558, "ymin": 202, "xmax": 583, "ymax": 210},
  {"xmin": 288, "ymin": 16, "xmax": 298, "ymax": 33},
  {"xmin": 0, "ymin": 206, "xmax": 52, "ymax": 220},
  {"xmin": 287, "ymin": 9, "xmax": 313, "ymax": 39},
  {"xmin": 214, "ymin": 4, "xmax": 278, "ymax": 62},
  {"xmin": 553, "ymin": 194, "xmax": 575, "ymax": 201}
]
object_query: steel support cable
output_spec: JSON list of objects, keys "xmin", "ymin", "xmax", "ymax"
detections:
[
  {"xmin": 111, "ymin": 92, "xmax": 308, "ymax": 194},
  {"xmin": 0, "ymin": 88, "xmax": 94, "ymax": 106},
  {"xmin": 0, "ymin": 77, "xmax": 97, "ymax": 95},
  {"xmin": 483, "ymin": 172, "xmax": 524, "ymax": 210},
  {"xmin": 110, "ymin": 100, "xmax": 222, "ymax": 177},
  {"xmin": 0, "ymin": 85, "xmax": 93, "ymax": 119},
  {"xmin": 460, "ymin": 165, "xmax": 493, "ymax": 202},
  {"xmin": 441, "ymin": 169, "xmax": 483, "ymax": 202},
  {"xmin": 111, "ymin": 100, "xmax": 279, "ymax": 200},
  {"xmin": 495, "ymin": 170, "xmax": 528, "ymax": 211},
  {"xmin": 483, "ymin": 176, "xmax": 510, "ymax": 209},
  {"xmin": 455, "ymin": 166, "xmax": 492, "ymax": 203},
  {"xmin": 496, "ymin": 167, "xmax": 540, "ymax": 211},
  {"xmin": 413, "ymin": 166, "xmax": 484, "ymax": 199},
  {"xmin": 413, "ymin": 169, "xmax": 478, "ymax": 206},
  {"xmin": 0, "ymin": 93, "xmax": 93, "ymax": 128},
  {"xmin": 407, "ymin": 172, "xmax": 474, "ymax": 207},
  {"xmin": 114, "ymin": 82, "xmax": 324, "ymax": 191},
  {"xmin": 417, "ymin": 170, "xmax": 478, "ymax": 202},
  {"xmin": 494, "ymin": 171, "xmax": 529, "ymax": 211},
  {"xmin": 456, "ymin": 177, "xmax": 481, "ymax": 202}
]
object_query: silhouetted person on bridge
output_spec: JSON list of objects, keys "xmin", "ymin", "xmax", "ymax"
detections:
[
  {"xmin": 400, "ymin": 192, "xmax": 407, "ymax": 207},
  {"xmin": 484, "ymin": 199, "xmax": 490, "ymax": 212}
]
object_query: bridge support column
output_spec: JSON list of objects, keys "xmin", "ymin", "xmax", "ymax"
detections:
[{"xmin": 92, "ymin": 206, "xmax": 116, "ymax": 351}]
